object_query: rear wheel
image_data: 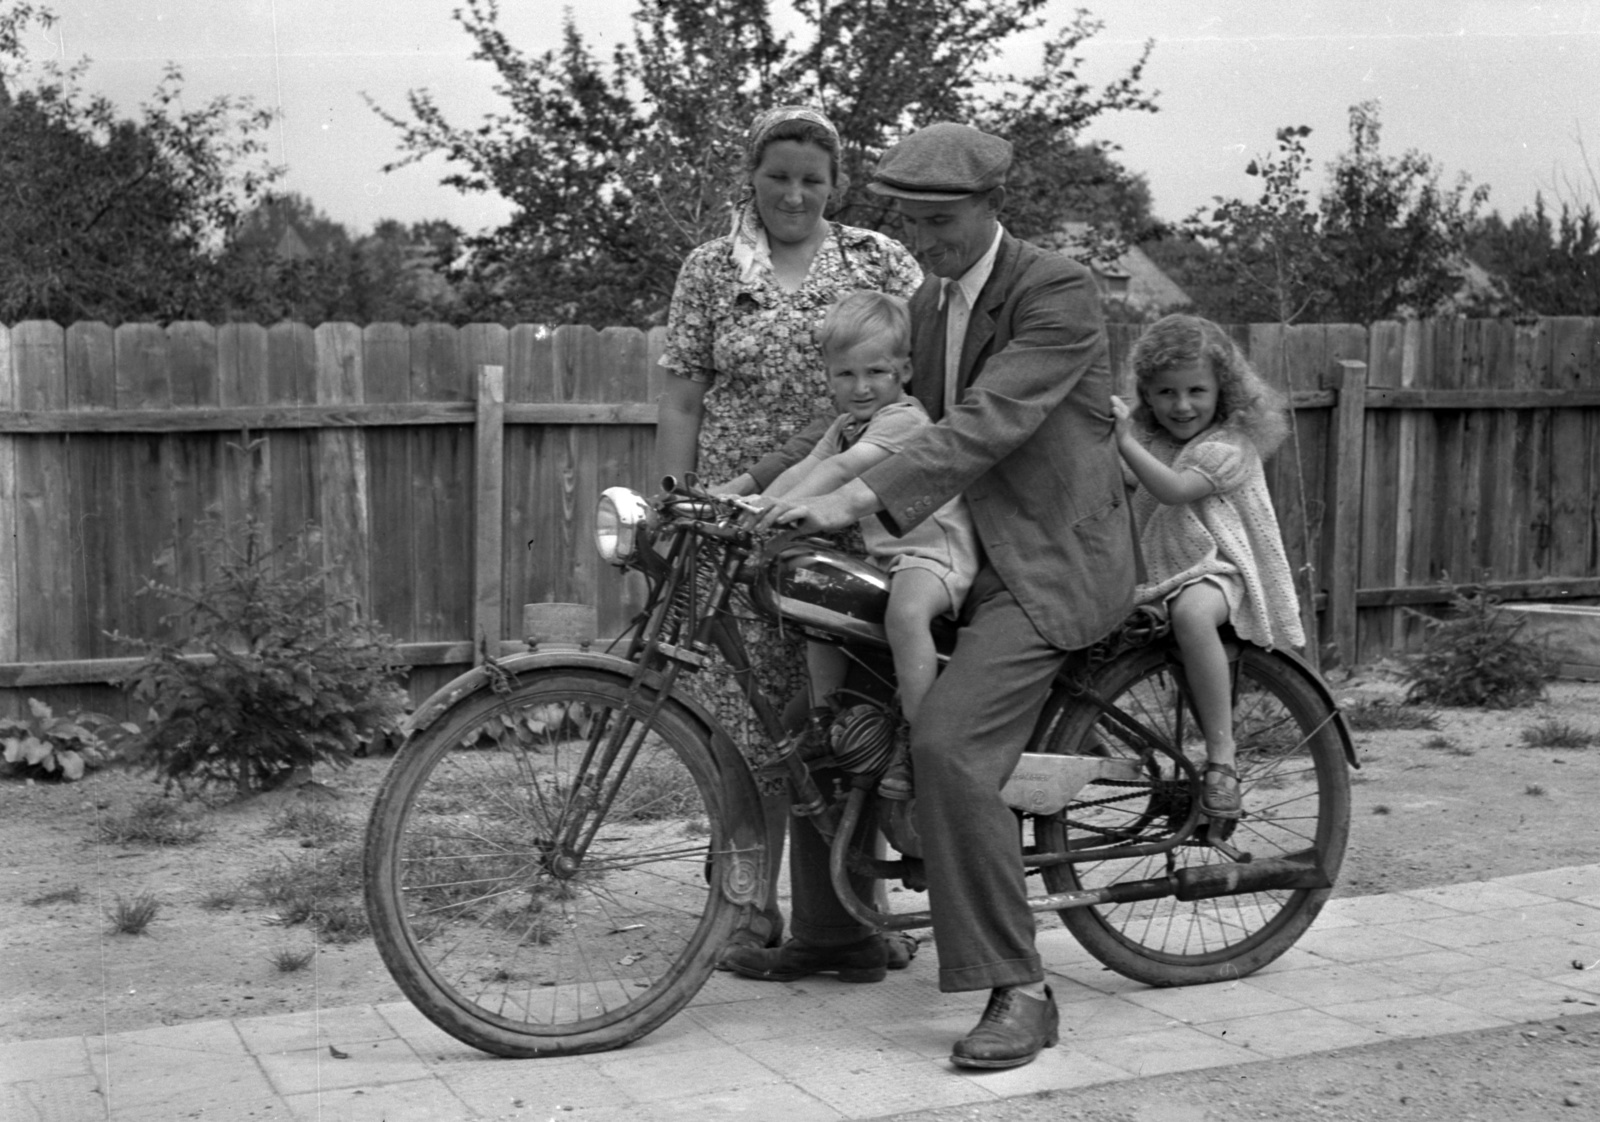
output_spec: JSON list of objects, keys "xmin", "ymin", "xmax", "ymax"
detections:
[
  {"xmin": 364, "ymin": 668, "xmax": 763, "ymax": 1056},
  {"xmin": 1035, "ymin": 644, "xmax": 1349, "ymax": 986}
]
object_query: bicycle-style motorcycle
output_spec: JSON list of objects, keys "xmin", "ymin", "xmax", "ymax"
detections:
[{"xmin": 363, "ymin": 477, "xmax": 1356, "ymax": 1057}]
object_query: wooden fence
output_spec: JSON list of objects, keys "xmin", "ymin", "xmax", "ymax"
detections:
[{"xmin": 3, "ymin": 316, "xmax": 1598, "ymax": 718}]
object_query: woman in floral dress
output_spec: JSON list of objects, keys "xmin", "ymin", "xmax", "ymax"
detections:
[{"xmin": 657, "ymin": 105, "xmax": 922, "ymax": 957}]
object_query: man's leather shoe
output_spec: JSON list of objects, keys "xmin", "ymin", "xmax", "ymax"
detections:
[
  {"xmin": 721, "ymin": 936, "xmax": 888, "ymax": 983},
  {"xmin": 949, "ymin": 985, "xmax": 1059, "ymax": 1068}
]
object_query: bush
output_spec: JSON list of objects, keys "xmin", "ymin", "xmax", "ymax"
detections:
[
  {"xmin": 0, "ymin": 699, "xmax": 132, "ymax": 781},
  {"xmin": 1401, "ymin": 584, "xmax": 1553, "ymax": 708},
  {"xmin": 115, "ymin": 516, "xmax": 409, "ymax": 794}
]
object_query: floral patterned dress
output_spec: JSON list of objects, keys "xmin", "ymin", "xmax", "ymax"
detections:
[{"xmin": 660, "ymin": 221, "xmax": 922, "ymax": 762}]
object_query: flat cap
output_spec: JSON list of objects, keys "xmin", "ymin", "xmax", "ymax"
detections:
[{"xmin": 868, "ymin": 123, "xmax": 1013, "ymax": 201}]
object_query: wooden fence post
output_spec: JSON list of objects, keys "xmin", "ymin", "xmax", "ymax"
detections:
[
  {"xmin": 474, "ymin": 364, "xmax": 506, "ymax": 663},
  {"xmin": 1323, "ymin": 359, "xmax": 1368, "ymax": 667}
]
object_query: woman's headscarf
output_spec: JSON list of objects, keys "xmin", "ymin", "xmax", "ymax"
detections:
[{"xmin": 729, "ymin": 105, "xmax": 842, "ymax": 285}]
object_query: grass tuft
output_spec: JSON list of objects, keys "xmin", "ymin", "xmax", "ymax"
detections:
[
  {"xmin": 254, "ymin": 839, "xmax": 368, "ymax": 943},
  {"xmin": 1342, "ymin": 699, "xmax": 1439, "ymax": 731},
  {"xmin": 25, "ymin": 885, "xmax": 84, "ymax": 906},
  {"xmin": 107, "ymin": 892, "xmax": 160, "ymax": 935},
  {"xmin": 1520, "ymin": 719, "xmax": 1598, "ymax": 750},
  {"xmin": 199, "ymin": 885, "xmax": 243, "ymax": 911},
  {"xmin": 270, "ymin": 947, "xmax": 316, "ymax": 973},
  {"xmin": 1525, "ymin": 783, "xmax": 1547, "ymax": 797},
  {"xmin": 95, "ymin": 796, "xmax": 208, "ymax": 847},
  {"xmin": 1420, "ymin": 734, "xmax": 1474, "ymax": 757},
  {"xmin": 265, "ymin": 802, "xmax": 354, "ymax": 846}
]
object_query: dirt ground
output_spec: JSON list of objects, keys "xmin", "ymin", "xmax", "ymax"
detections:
[{"xmin": 3, "ymin": 666, "xmax": 1600, "ymax": 1115}]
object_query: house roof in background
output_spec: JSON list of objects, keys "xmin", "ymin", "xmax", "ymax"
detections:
[{"xmin": 1041, "ymin": 222, "xmax": 1193, "ymax": 313}]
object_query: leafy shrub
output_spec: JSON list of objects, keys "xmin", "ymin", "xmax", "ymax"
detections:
[
  {"xmin": 0, "ymin": 699, "xmax": 133, "ymax": 781},
  {"xmin": 1401, "ymin": 584, "xmax": 1553, "ymax": 708},
  {"xmin": 115, "ymin": 516, "xmax": 409, "ymax": 794}
]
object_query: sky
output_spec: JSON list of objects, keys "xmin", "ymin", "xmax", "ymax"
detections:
[{"xmin": 17, "ymin": 1, "xmax": 1600, "ymax": 237}]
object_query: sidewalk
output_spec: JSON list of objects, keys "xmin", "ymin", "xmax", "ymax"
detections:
[{"xmin": 5, "ymin": 864, "xmax": 1600, "ymax": 1122}]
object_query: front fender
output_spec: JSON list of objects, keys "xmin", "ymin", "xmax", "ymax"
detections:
[{"xmin": 402, "ymin": 647, "xmax": 752, "ymax": 780}]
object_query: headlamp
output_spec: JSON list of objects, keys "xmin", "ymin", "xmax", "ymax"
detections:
[{"xmin": 595, "ymin": 487, "xmax": 653, "ymax": 566}]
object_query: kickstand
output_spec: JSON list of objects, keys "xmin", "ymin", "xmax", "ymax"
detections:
[{"xmin": 1207, "ymin": 828, "xmax": 1253, "ymax": 864}]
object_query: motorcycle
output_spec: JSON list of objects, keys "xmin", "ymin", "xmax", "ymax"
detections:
[{"xmin": 363, "ymin": 476, "xmax": 1355, "ymax": 1057}]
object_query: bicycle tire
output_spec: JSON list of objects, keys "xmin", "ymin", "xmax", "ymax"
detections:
[
  {"xmin": 364, "ymin": 667, "xmax": 764, "ymax": 1056},
  {"xmin": 1035, "ymin": 644, "xmax": 1349, "ymax": 986}
]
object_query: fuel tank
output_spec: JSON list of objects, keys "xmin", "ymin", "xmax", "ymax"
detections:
[{"xmin": 750, "ymin": 544, "xmax": 891, "ymax": 646}]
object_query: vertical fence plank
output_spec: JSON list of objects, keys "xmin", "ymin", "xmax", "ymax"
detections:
[
  {"xmin": 166, "ymin": 323, "xmax": 222, "ymax": 625},
  {"xmin": 315, "ymin": 323, "xmax": 370, "ymax": 612},
  {"xmin": 113, "ymin": 323, "xmax": 176, "ymax": 643},
  {"xmin": 474, "ymin": 364, "xmax": 505, "ymax": 660},
  {"xmin": 217, "ymin": 323, "xmax": 271, "ymax": 531},
  {"xmin": 1357, "ymin": 321, "xmax": 1402, "ymax": 660},
  {"xmin": 0, "ymin": 327, "xmax": 15, "ymax": 677},
  {"xmin": 63, "ymin": 323, "xmax": 116, "ymax": 659},
  {"xmin": 266, "ymin": 322, "xmax": 318, "ymax": 556},
  {"xmin": 596, "ymin": 327, "xmax": 653, "ymax": 638},
  {"xmin": 1547, "ymin": 317, "xmax": 1594, "ymax": 579},
  {"xmin": 1516, "ymin": 319, "xmax": 1554, "ymax": 578},
  {"xmin": 505, "ymin": 324, "xmax": 557, "ymax": 640},
  {"xmin": 13, "ymin": 323, "xmax": 72, "ymax": 662},
  {"xmin": 363, "ymin": 323, "xmax": 415, "ymax": 644},
  {"xmin": 1323, "ymin": 359, "xmax": 1368, "ymax": 668},
  {"xmin": 459, "ymin": 323, "xmax": 509, "ymax": 644},
  {"xmin": 411, "ymin": 323, "xmax": 472, "ymax": 645}
]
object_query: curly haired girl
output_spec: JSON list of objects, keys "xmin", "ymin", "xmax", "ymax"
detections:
[{"xmin": 1111, "ymin": 314, "xmax": 1304, "ymax": 819}]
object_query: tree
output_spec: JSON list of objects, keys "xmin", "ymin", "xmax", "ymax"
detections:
[
  {"xmin": 1319, "ymin": 101, "xmax": 1488, "ymax": 323},
  {"xmin": 1178, "ymin": 101, "xmax": 1488, "ymax": 324},
  {"xmin": 1468, "ymin": 197, "xmax": 1599, "ymax": 316},
  {"xmin": 0, "ymin": 3, "xmax": 281, "ymax": 324},
  {"xmin": 372, "ymin": 0, "xmax": 1157, "ymax": 327}
]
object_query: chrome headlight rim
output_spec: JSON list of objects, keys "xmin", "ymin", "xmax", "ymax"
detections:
[{"xmin": 596, "ymin": 486, "xmax": 653, "ymax": 566}]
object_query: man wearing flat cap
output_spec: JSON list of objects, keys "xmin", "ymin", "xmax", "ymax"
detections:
[{"xmin": 733, "ymin": 121, "xmax": 1137, "ymax": 1069}]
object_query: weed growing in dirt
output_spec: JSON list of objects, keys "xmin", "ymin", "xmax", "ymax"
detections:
[
  {"xmin": 1402, "ymin": 583, "xmax": 1553, "ymax": 708},
  {"xmin": 266, "ymin": 802, "xmax": 354, "ymax": 846},
  {"xmin": 25, "ymin": 885, "xmax": 83, "ymax": 906},
  {"xmin": 94, "ymin": 796, "xmax": 208, "ymax": 846},
  {"xmin": 107, "ymin": 892, "xmax": 160, "ymax": 934},
  {"xmin": 1372, "ymin": 804, "xmax": 1392, "ymax": 815},
  {"xmin": 270, "ymin": 948, "xmax": 315, "ymax": 973},
  {"xmin": 1341, "ymin": 699, "xmax": 1439, "ymax": 731},
  {"xmin": 1421, "ymin": 735, "xmax": 1474, "ymax": 757},
  {"xmin": 1525, "ymin": 783, "xmax": 1547, "ymax": 796},
  {"xmin": 1521, "ymin": 719, "xmax": 1598, "ymax": 750},
  {"xmin": 255, "ymin": 839, "xmax": 368, "ymax": 943},
  {"xmin": 200, "ymin": 885, "xmax": 242, "ymax": 911}
]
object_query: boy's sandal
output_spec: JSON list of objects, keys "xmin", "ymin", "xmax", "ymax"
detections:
[{"xmin": 1200, "ymin": 762, "xmax": 1243, "ymax": 820}]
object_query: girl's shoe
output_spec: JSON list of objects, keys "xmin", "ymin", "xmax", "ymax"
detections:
[{"xmin": 1201, "ymin": 762, "xmax": 1243, "ymax": 820}]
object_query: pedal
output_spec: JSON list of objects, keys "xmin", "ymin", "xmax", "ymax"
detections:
[{"xmin": 1207, "ymin": 832, "xmax": 1253, "ymax": 863}]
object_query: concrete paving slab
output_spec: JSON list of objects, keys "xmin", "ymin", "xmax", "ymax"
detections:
[{"xmin": 13, "ymin": 862, "xmax": 1600, "ymax": 1120}]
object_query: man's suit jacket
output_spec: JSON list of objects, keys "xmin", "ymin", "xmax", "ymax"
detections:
[{"xmin": 751, "ymin": 231, "xmax": 1136, "ymax": 651}]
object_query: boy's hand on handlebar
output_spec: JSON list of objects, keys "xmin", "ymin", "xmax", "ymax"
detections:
[{"xmin": 756, "ymin": 493, "xmax": 852, "ymax": 534}]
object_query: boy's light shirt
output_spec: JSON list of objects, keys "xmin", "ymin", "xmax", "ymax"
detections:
[{"xmin": 938, "ymin": 224, "xmax": 1005, "ymax": 416}]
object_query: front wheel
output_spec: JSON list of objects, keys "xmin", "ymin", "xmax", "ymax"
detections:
[
  {"xmin": 364, "ymin": 667, "xmax": 764, "ymax": 1056},
  {"xmin": 1035, "ymin": 644, "xmax": 1349, "ymax": 987}
]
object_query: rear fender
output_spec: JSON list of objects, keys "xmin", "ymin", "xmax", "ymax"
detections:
[{"xmin": 1241, "ymin": 645, "xmax": 1360, "ymax": 771}]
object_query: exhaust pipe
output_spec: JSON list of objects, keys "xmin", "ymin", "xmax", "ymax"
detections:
[{"xmin": 1030, "ymin": 850, "xmax": 1331, "ymax": 913}]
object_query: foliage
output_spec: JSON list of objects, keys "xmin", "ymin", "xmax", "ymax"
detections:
[
  {"xmin": 1467, "ymin": 195, "xmax": 1600, "ymax": 316},
  {"xmin": 1319, "ymin": 102, "xmax": 1489, "ymax": 323},
  {"xmin": 0, "ymin": 2, "xmax": 281, "ymax": 324},
  {"xmin": 270, "ymin": 947, "xmax": 316, "ymax": 973},
  {"xmin": 1401, "ymin": 585, "xmax": 1553, "ymax": 709},
  {"xmin": 114, "ymin": 514, "xmax": 409, "ymax": 794},
  {"xmin": 0, "ymin": 699, "xmax": 132, "ymax": 781},
  {"xmin": 1183, "ymin": 125, "xmax": 1328, "ymax": 324},
  {"xmin": 1180, "ymin": 102, "xmax": 1488, "ymax": 324},
  {"xmin": 371, "ymin": 0, "xmax": 1157, "ymax": 327}
]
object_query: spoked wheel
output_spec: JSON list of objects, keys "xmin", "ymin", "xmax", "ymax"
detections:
[
  {"xmin": 1034, "ymin": 643, "xmax": 1349, "ymax": 986},
  {"xmin": 364, "ymin": 668, "xmax": 764, "ymax": 1056}
]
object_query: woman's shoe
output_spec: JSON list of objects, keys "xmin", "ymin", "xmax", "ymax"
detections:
[{"xmin": 1201, "ymin": 761, "xmax": 1243, "ymax": 820}]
